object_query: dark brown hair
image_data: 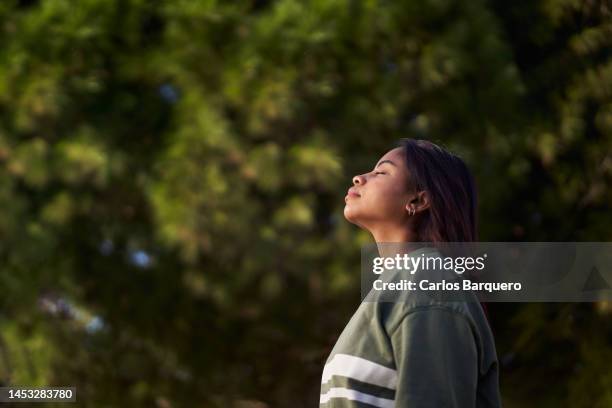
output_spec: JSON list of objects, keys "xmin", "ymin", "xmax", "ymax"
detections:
[{"xmin": 397, "ymin": 138, "xmax": 478, "ymax": 242}]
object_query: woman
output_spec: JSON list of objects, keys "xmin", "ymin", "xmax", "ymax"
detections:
[{"xmin": 319, "ymin": 139, "xmax": 501, "ymax": 407}]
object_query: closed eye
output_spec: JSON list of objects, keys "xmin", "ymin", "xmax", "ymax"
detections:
[{"xmin": 374, "ymin": 171, "xmax": 387, "ymax": 175}]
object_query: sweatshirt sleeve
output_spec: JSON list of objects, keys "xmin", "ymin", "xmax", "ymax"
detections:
[{"xmin": 389, "ymin": 307, "xmax": 479, "ymax": 408}]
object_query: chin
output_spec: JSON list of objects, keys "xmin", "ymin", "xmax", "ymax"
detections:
[
  {"xmin": 343, "ymin": 206, "xmax": 363, "ymax": 227},
  {"xmin": 343, "ymin": 205, "xmax": 355, "ymax": 220}
]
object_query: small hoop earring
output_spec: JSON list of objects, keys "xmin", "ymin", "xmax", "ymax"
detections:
[{"xmin": 409, "ymin": 207, "xmax": 415, "ymax": 217}]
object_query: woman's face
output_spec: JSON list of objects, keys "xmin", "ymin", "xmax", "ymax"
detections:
[{"xmin": 344, "ymin": 147, "xmax": 414, "ymax": 230}]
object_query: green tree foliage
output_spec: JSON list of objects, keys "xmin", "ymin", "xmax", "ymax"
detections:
[{"xmin": 0, "ymin": 0, "xmax": 610, "ymax": 406}]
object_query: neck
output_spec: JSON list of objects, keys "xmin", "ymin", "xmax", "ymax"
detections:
[{"xmin": 371, "ymin": 225, "xmax": 420, "ymax": 258}]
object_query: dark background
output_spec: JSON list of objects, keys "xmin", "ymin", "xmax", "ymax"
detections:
[{"xmin": 0, "ymin": 0, "xmax": 611, "ymax": 406}]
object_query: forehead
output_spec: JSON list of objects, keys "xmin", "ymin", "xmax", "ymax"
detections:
[{"xmin": 376, "ymin": 147, "xmax": 406, "ymax": 166}]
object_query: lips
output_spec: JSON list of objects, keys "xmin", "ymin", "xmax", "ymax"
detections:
[{"xmin": 346, "ymin": 188, "xmax": 361, "ymax": 198}]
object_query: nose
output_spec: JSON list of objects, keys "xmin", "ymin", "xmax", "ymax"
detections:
[{"xmin": 353, "ymin": 174, "xmax": 365, "ymax": 185}]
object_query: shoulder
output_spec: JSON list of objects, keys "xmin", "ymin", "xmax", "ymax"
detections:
[{"xmin": 384, "ymin": 301, "xmax": 477, "ymax": 337}]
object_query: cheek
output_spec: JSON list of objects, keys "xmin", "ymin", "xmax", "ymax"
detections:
[
  {"xmin": 372, "ymin": 183, "xmax": 406, "ymax": 208},
  {"xmin": 371, "ymin": 193, "xmax": 406, "ymax": 216}
]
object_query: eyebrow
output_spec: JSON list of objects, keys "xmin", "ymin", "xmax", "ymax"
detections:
[{"xmin": 375, "ymin": 159, "xmax": 397, "ymax": 168}]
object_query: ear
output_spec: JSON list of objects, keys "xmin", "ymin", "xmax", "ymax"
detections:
[{"xmin": 405, "ymin": 190, "xmax": 430, "ymax": 214}]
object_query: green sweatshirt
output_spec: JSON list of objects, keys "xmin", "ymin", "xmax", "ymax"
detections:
[{"xmin": 320, "ymin": 247, "xmax": 502, "ymax": 408}]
